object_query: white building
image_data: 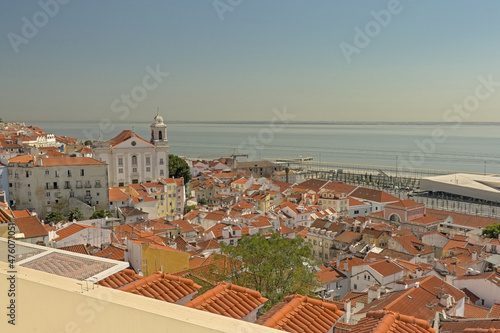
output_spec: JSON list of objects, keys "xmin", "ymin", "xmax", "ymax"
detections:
[
  {"xmin": 93, "ymin": 113, "xmax": 169, "ymax": 187},
  {"xmin": 453, "ymin": 272, "xmax": 500, "ymax": 308}
]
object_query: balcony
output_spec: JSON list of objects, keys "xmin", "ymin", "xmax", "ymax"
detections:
[{"xmin": 84, "ymin": 183, "xmax": 92, "ymax": 188}]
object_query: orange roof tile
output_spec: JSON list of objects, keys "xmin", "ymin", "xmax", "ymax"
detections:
[
  {"xmin": 185, "ymin": 282, "xmax": 267, "ymax": 319},
  {"xmin": 15, "ymin": 216, "xmax": 48, "ymax": 238},
  {"xmin": 97, "ymin": 269, "xmax": 143, "ymax": 289},
  {"xmin": 42, "ymin": 157, "xmax": 106, "ymax": 166},
  {"xmin": 12, "ymin": 209, "xmax": 31, "ymax": 218},
  {"xmin": 109, "ymin": 188, "xmax": 130, "ymax": 202},
  {"xmin": 464, "ymin": 303, "xmax": 491, "ymax": 319},
  {"xmin": 353, "ymin": 310, "xmax": 436, "ymax": 333},
  {"xmin": 93, "ymin": 245, "xmax": 126, "ymax": 261},
  {"xmin": 58, "ymin": 244, "xmax": 89, "ymax": 255},
  {"xmin": 489, "ymin": 303, "xmax": 500, "ymax": 319},
  {"xmin": 257, "ymin": 294, "xmax": 344, "ymax": 332},
  {"xmin": 121, "ymin": 271, "xmax": 201, "ymax": 303},
  {"xmin": 386, "ymin": 199, "xmax": 424, "ymax": 209}
]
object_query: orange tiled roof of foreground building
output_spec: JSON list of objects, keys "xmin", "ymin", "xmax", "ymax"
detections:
[
  {"xmin": 256, "ymin": 294, "xmax": 344, "ymax": 332},
  {"xmin": 353, "ymin": 310, "xmax": 436, "ymax": 333},
  {"xmin": 120, "ymin": 271, "xmax": 201, "ymax": 303},
  {"xmin": 185, "ymin": 282, "xmax": 267, "ymax": 319},
  {"xmin": 97, "ymin": 269, "xmax": 143, "ymax": 289}
]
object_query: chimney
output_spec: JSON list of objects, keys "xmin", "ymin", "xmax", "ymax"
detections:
[
  {"xmin": 343, "ymin": 300, "xmax": 351, "ymax": 324},
  {"xmin": 344, "ymin": 260, "xmax": 348, "ymax": 272},
  {"xmin": 368, "ymin": 286, "xmax": 381, "ymax": 303},
  {"xmin": 471, "ymin": 251, "xmax": 477, "ymax": 261},
  {"xmin": 336, "ymin": 258, "xmax": 340, "ymax": 268},
  {"xmin": 439, "ymin": 294, "xmax": 454, "ymax": 308}
]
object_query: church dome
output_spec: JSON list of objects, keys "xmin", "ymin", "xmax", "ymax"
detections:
[{"xmin": 154, "ymin": 114, "xmax": 164, "ymax": 124}]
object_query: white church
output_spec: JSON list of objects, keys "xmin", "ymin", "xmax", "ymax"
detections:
[{"xmin": 93, "ymin": 112, "xmax": 169, "ymax": 187}]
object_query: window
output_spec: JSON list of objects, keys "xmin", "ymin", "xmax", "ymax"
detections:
[
  {"xmin": 55, "ymin": 171, "xmax": 60, "ymax": 177},
  {"xmin": 95, "ymin": 180, "xmax": 101, "ymax": 188},
  {"xmin": 25, "ymin": 171, "xmax": 29, "ymax": 178},
  {"xmin": 146, "ymin": 157, "xmax": 151, "ymax": 166},
  {"xmin": 160, "ymin": 158, "xmax": 164, "ymax": 165},
  {"xmin": 146, "ymin": 167, "xmax": 150, "ymax": 172},
  {"xmin": 118, "ymin": 157, "xmax": 123, "ymax": 166},
  {"xmin": 132, "ymin": 168, "xmax": 137, "ymax": 173},
  {"xmin": 119, "ymin": 182, "xmax": 124, "ymax": 187},
  {"xmin": 80, "ymin": 169, "xmax": 84, "ymax": 176},
  {"xmin": 45, "ymin": 183, "xmax": 50, "ymax": 190},
  {"xmin": 119, "ymin": 168, "xmax": 123, "ymax": 174},
  {"xmin": 132, "ymin": 155, "xmax": 137, "ymax": 165},
  {"xmin": 132, "ymin": 179, "xmax": 139, "ymax": 184},
  {"xmin": 53, "ymin": 182, "xmax": 58, "ymax": 189},
  {"xmin": 46, "ymin": 192, "xmax": 50, "ymax": 197},
  {"xmin": 76, "ymin": 181, "xmax": 82, "ymax": 188},
  {"xmin": 65, "ymin": 181, "xmax": 71, "ymax": 189},
  {"xmin": 160, "ymin": 170, "xmax": 164, "ymax": 176},
  {"xmin": 45, "ymin": 170, "xmax": 49, "ymax": 175},
  {"xmin": 67, "ymin": 170, "xmax": 72, "ymax": 177},
  {"xmin": 86, "ymin": 190, "xmax": 91, "ymax": 196},
  {"xmin": 354, "ymin": 284, "xmax": 357, "ymax": 290}
]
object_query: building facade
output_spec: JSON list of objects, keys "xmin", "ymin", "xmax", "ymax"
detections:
[
  {"xmin": 93, "ymin": 113, "xmax": 169, "ymax": 187},
  {"xmin": 7, "ymin": 155, "xmax": 109, "ymax": 219}
]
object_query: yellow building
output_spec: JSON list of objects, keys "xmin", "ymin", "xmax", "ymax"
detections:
[{"xmin": 127, "ymin": 240, "xmax": 189, "ymax": 276}]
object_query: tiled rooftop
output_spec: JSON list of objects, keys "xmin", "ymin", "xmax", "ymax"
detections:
[
  {"xmin": 185, "ymin": 282, "xmax": 267, "ymax": 319},
  {"xmin": 120, "ymin": 271, "xmax": 201, "ymax": 303},
  {"xmin": 256, "ymin": 294, "xmax": 344, "ymax": 332},
  {"xmin": 97, "ymin": 269, "xmax": 143, "ymax": 289},
  {"xmin": 354, "ymin": 310, "xmax": 436, "ymax": 333}
]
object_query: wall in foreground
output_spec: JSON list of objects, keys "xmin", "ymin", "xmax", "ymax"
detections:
[{"xmin": 0, "ymin": 262, "xmax": 277, "ymax": 333}]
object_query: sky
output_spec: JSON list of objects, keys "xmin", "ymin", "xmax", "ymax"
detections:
[{"xmin": 1, "ymin": 0, "xmax": 500, "ymax": 123}]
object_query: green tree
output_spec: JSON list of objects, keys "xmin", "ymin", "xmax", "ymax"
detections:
[
  {"xmin": 90, "ymin": 210, "xmax": 112, "ymax": 219},
  {"xmin": 184, "ymin": 205, "xmax": 196, "ymax": 214},
  {"xmin": 482, "ymin": 223, "xmax": 500, "ymax": 238},
  {"xmin": 84, "ymin": 140, "xmax": 92, "ymax": 146},
  {"xmin": 218, "ymin": 233, "xmax": 318, "ymax": 312},
  {"xmin": 45, "ymin": 211, "xmax": 65, "ymax": 223},
  {"xmin": 169, "ymin": 154, "xmax": 192, "ymax": 184},
  {"xmin": 68, "ymin": 208, "xmax": 84, "ymax": 221},
  {"xmin": 198, "ymin": 197, "xmax": 208, "ymax": 206}
]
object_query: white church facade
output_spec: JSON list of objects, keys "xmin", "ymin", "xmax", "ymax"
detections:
[{"xmin": 93, "ymin": 113, "xmax": 169, "ymax": 187}]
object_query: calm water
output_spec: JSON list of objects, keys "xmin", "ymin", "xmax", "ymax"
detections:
[{"xmin": 32, "ymin": 121, "xmax": 500, "ymax": 174}]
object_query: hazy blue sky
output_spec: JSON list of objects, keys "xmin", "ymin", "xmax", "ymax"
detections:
[{"xmin": 1, "ymin": 0, "xmax": 500, "ymax": 123}]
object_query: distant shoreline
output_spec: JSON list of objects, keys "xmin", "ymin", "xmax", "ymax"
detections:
[{"xmin": 26, "ymin": 120, "xmax": 500, "ymax": 126}]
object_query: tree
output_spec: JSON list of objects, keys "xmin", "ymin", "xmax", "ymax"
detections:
[
  {"xmin": 67, "ymin": 208, "xmax": 84, "ymax": 221},
  {"xmin": 218, "ymin": 233, "xmax": 319, "ymax": 312},
  {"xmin": 45, "ymin": 211, "xmax": 65, "ymax": 223},
  {"xmin": 184, "ymin": 205, "xmax": 196, "ymax": 214},
  {"xmin": 482, "ymin": 223, "xmax": 500, "ymax": 239},
  {"xmin": 198, "ymin": 197, "xmax": 208, "ymax": 206},
  {"xmin": 169, "ymin": 154, "xmax": 192, "ymax": 184},
  {"xmin": 84, "ymin": 140, "xmax": 92, "ymax": 146},
  {"xmin": 285, "ymin": 167, "xmax": 290, "ymax": 183},
  {"xmin": 90, "ymin": 210, "xmax": 112, "ymax": 219}
]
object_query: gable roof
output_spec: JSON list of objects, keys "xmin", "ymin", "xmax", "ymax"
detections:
[
  {"xmin": 109, "ymin": 130, "xmax": 153, "ymax": 147},
  {"xmin": 97, "ymin": 269, "xmax": 143, "ymax": 289},
  {"xmin": 256, "ymin": 294, "xmax": 344, "ymax": 332},
  {"xmin": 14, "ymin": 216, "xmax": 48, "ymax": 238},
  {"xmin": 353, "ymin": 310, "xmax": 436, "ymax": 333},
  {"xmin": 350, "ymin": 187, "xmax": 399, "ymax": 203},
  {"xmin": 120, "ymin": 271, "xmax": 201, "ymax": 303},
  {"xmin": 185, "ymin": 282, "xmax": 267, "ymax": 319}
]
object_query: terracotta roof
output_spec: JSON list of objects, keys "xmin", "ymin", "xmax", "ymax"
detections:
[
  {"xmin": 393, "ymin": 234, "xmax": 434, "ymax": 256},
  {"xmin": 464, "ymin": 303, "xmax": 491, "ymax": 319},
  {"xmin": 427, "ymin": 208, "xmax": 500, "ymax": 229},
  {"xmin": 170, "ymin": 219, "xmax": 196, "ymax": 234},
  {"xmin": 353, "ymin": 310, "xmax": 436, "ymax": 333},
  {"xmin": 15, "ymin": 216, "xmax": 48, "ymax": 238},
  {"xmin": 93, "ymin": 245, "xmax": 125, "ymax": 261},
  {"xmin": 12, "ymin": 209, "xmax": 31, "ymax": 218},
  {"xmin": 58, "ymin": 244, "xmax": 89, "ymax": 255},
  {"xmin": 316, "ymin": 266, "xmax": 346, "ymax": 284},
  {"xmin": 41, "ymin": 157, "xmax": 106, "ymax": 166},
  {"xmin": 455, "ymin": 272, "xmax": 500, "ymax": 287},
  {"xmin": 350, "ymin": 187, "xmax": 399, "ymax": 203},
  {"xmin": 369, "ymin": 260, "xmax": 404, "ymax": 277},
  {"xmin": 334, "ymin": 231, "xmax": 362, "ymax": 244},
  {"xmin": 120, "ymin": 271, "xmax": 201, "ymax": 303},
  {"xmin": 463, "ymin": 288, "xmax": 480, "ymax": 305},
  {"xmin": 54, "ymin": 223, "xmax": 100, "ymax": 242},
  {"xmin": 441, "ymin": 320, "xmax": 500, "ymax": 333},
  {"xmin": 97, "ymin": 269, "xmax": 143, "ymax": 289},
  {"xmin": 341, "ymin": 291, "xmax": 369, "ymax": 307},
  {"xmin": 386, "ymin": 199, "xmax": 424, "ymax": 209},
  {"xmin": 109, "ymin": 188, "xmax": 130, "ymax": 202},
  {"xmin": 185, "ymin": 282, "xmax": 267, "ymax": 319},
  {"xmin": 257, "ymin": 294, "xmax": 344, "ymax": 332},
  {"xmin": 413, "ymin": 215, "xmax": 442, "ymax": 225},
  {"xmin": 197, "ymin": 239, "xmax": 221, "ymax": 251},
  {"xmin": 489, "ymin": 304, "xmax": 500, "ymax": 319},
  {"xmin": 9, "ymin": 155, "xmax": 37, "ymax": 163},
  {"xmin": 109, "ymin": 130, "xmax": 153, "ymax": 147}
]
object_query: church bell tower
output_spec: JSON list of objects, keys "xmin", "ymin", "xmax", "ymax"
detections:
[{"xmin": 150, "ymin": 108, "xmax": 168, "ymax": 147}]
